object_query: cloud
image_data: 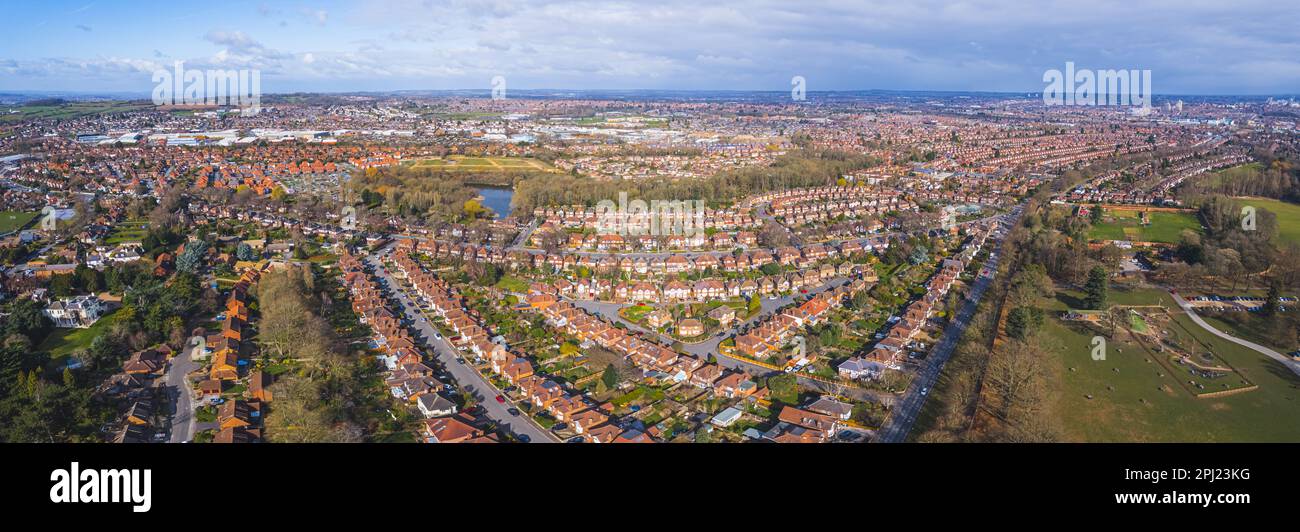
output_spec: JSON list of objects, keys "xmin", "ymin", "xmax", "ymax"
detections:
[{"xmin": 3, "ymin": 0, "xmax": 1299, "ymax": 94}]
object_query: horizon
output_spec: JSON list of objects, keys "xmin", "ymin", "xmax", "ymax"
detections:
[{"xmin": 3, "ymin": 87, "xmax": 1296, "ymax": 100}]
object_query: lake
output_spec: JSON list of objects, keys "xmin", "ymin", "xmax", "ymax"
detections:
[{"xmin": 477, "ymin": 186, "xmax": 514, "ymax": 219}]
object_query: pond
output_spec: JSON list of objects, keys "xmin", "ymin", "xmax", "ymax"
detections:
[{"xmin": 476, "ymin": 186, "xmax": 514, "ymax": 219}]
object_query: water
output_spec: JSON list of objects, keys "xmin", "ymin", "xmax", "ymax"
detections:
[{"xmin": 477, "ymin": 187, "xmax": 514, "ymax": 219}]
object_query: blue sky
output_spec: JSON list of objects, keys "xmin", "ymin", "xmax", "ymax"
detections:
[{"xmin": 2, "ymin": 0, "xmax": 1298, "ymax": 95}]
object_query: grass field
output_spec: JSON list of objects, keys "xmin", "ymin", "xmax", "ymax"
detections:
[
  {"xmin": 0, "ymin": 210, "xmax": 38, "ymax": 233},
  {"xmin": 1041, "ymin": 288, "xmax": 1300, "ymax": 442},
  {"xmin": 1232, "ymin": 197, "xmax": 1300, "ymax": 246},
  {"xmin": 406, "ymin": 155, "xmax": 557, "ymax": 173},
  {"xmin": 105, "ymin": 220, "xmax": 148, "ymax": 244},
  {"xmin": 1088, "ymin": 209, "xmax": 1202, "ymax": 243},
  {"xmin": 1, "ymin": 101, "xmax": 153, "ymax": 124}
]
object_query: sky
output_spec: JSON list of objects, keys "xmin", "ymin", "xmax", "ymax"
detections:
[{"xmin": 1, "ymin": 0, "xmax": 1298, "ymax": 96}]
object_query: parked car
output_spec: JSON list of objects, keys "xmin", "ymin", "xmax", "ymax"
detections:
[{"xmin": 495, "ymin": 395, "xmax": 506, "ymax": 404}]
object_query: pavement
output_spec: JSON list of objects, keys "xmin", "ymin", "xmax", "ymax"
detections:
[
  {"xmin": 1170, "ymin": 291, "xmax": 1300, "ymax": 377},
  {"xmin": 366, "ymin": 248, "xmax": 559, "ymax": 443},
  {"xmin": 877, "ymin": 210, "xmax": 1017, "ymax": 443},
  {"xmin": 165, "ymin": 340, "xmax": 203, "ymax": 443}
]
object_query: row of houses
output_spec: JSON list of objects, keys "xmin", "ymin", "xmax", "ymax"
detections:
[
  {"xmin": 525, "ymin": 261, "xmax": 873, "ymax": 304},
  {"xmin": 557, "ymin": 229, "xmax": 759, "ymax": 252},
  {"xmin": 838, "ymin": 224, "xmax": 995, "ymax": 380},
  {"xmin": 209, "ymin": 268, "xmax": 268, "ymax": 443},
  {"xmin": 532, "ymin": 205, "xmax": 760, "ymax": 232},
  {"xmin": 734, "ymin": 277, "xmax": 873, "ymax": 361},
  {"xmin": 395, "ymin": 235, "xmax": 886, "ymax": 279},
  {"xmin": 387, "ymin": 250, "xmax": 653, "ymax": 443},
  {"xmin": 539, "ymin": 296, "xmax": 759, "ymax": 391},
  {"xmin": 338, "ymin": 251, "xmax": 469, "ymax": 433}
]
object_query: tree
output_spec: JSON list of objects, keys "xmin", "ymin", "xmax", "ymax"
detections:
[
  {"xmin": 601, "ymin": 364, "xmax": 620, "ymax": 389},
  {"xmin": 236, "ymin": 242, "xmax": 257, "ymax": 262},
  {"xmin": 767, "ymin": 373, "xmax": 798, "ymax": 405},
  {"xmin": 1264, "ymin": 282, "xmax": 1283, "ymax": 317},
  {"xmin": 1083, "ymin": 266, "xmax": 1109, "ymax": 310},
  {"xmin": 1005, "ymin": 307, "xmax": 1045, "ymax": 340},
  {"xmin": 176, "ymin": 240, "xmax": 209, "ymax": 274},
  {"xmin": 3, "ymin": 299, "xmax": 51, "ymax": 343}
]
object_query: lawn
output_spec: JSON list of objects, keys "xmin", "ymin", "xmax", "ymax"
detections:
[
  {"xmin": 0, "ymin": 210, "xmax": 37, "ymax": 233},
  {"xmin": 105, "ymin": 220, "xmax": 148, "ymax": 244},
  {"xmin": 494, "ymin": 275, "xmax": 530, "ymax": 293},
  {"xmin": 1087, "ymin": 209, "xmax": 1202, "ymax": 244},
  {"xmin": 38, "ymin": 308, "xmax": 122, "ymax": 368},
  {"xmin": 1039, "ymin": 288, "xmax": 1300, "ymax": 442},
  {"xmin": 1233, "ymin": 197, "xmax": 1300, "ymax": 246}
]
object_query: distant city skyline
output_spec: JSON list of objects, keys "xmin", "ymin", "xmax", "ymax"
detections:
[{"xmin": 2, "ymin": 0, "xmax": 1298, "ymax": 96}]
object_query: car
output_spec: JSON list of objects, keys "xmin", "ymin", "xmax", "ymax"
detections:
[
  {"xmin": 495, "ymin": 395, "xmax": 506, "ymax": 404},
  {"xmin": 456, "ymin": 358, "xmax": 466, "ymax": 364},
  {"xmin": 151, "ymin": 433, "xmax": 168, "ymax": 442},
  {"xmin": 517, "ymin": 434, "xmax": 531, "ymax": 443},
  {"xmin": 434, "ymin": 332, "xmax": 442, "ymax": 339},
  {"xmin": 553, "ymin": 423, "xmax": 568, "ymax": 431},
  {"xmin": 566, "ymin": 436, "xmax": 585, "ymax": 443},
  {"xmin": 921, "ymin": 387, "xmax": 929, "ymax": 396},
  {"xmin": 508, "ymin": 407, "xmax": 520, "ymax": 416}
]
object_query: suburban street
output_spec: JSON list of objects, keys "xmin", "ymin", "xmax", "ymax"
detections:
[
  {"xmin": 877, "ymin": 210, "xmax": 1018, "ymax": 443},
  {"xmin": 366, "ymin": 249, "xmax": 559, "ymax": 443},
  {"xmin": 165, "ymin": 340, "xmax": 202, "ymax": 443}
]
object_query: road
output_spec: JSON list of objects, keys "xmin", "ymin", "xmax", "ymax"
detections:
[
  {"xmin": 1170, "ymin": 292, "xmax": 1300, "ymax": 377},
  {"xmin": 877, "ymin": 211, "xmax": 1017, "ymax": 443},
  {"xmin": 165, "ymin": 341, "xmax": 202, "ymax": 443},
  {"xmin": 366, "ymin": 249, "xmax": 559, "ymax": 443}
]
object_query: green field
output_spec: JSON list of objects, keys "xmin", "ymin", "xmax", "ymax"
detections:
[
  {"xmin": 1, "ymin": 101, "xmax": 153, "ymax": 124},
  {"xmin": 0, "ymin": 210, "xmax": 38, "ymax": 233},
  {"xmin": 1233, "ymin": 197, "xmax": 1300, "ymax": 246},
  {"xmin": 1042, "ymin": 288, "xmax": 1300, "ymax": 442},
  {"xmin": 407, "ymin": 156, "xmax": 557, "ymax": 172},
  {"xmin": 105, "ymin": 220, "xmax": 148, "ymax": 244},
  {"xmin": 1088, "ymin": 209, "xmax": 1202, "ymax": 243}
]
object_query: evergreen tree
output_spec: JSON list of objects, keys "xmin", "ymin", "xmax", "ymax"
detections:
[{"xmin": 1083, "ymin": 266, "xmax": 1109, "ymax": 310}]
